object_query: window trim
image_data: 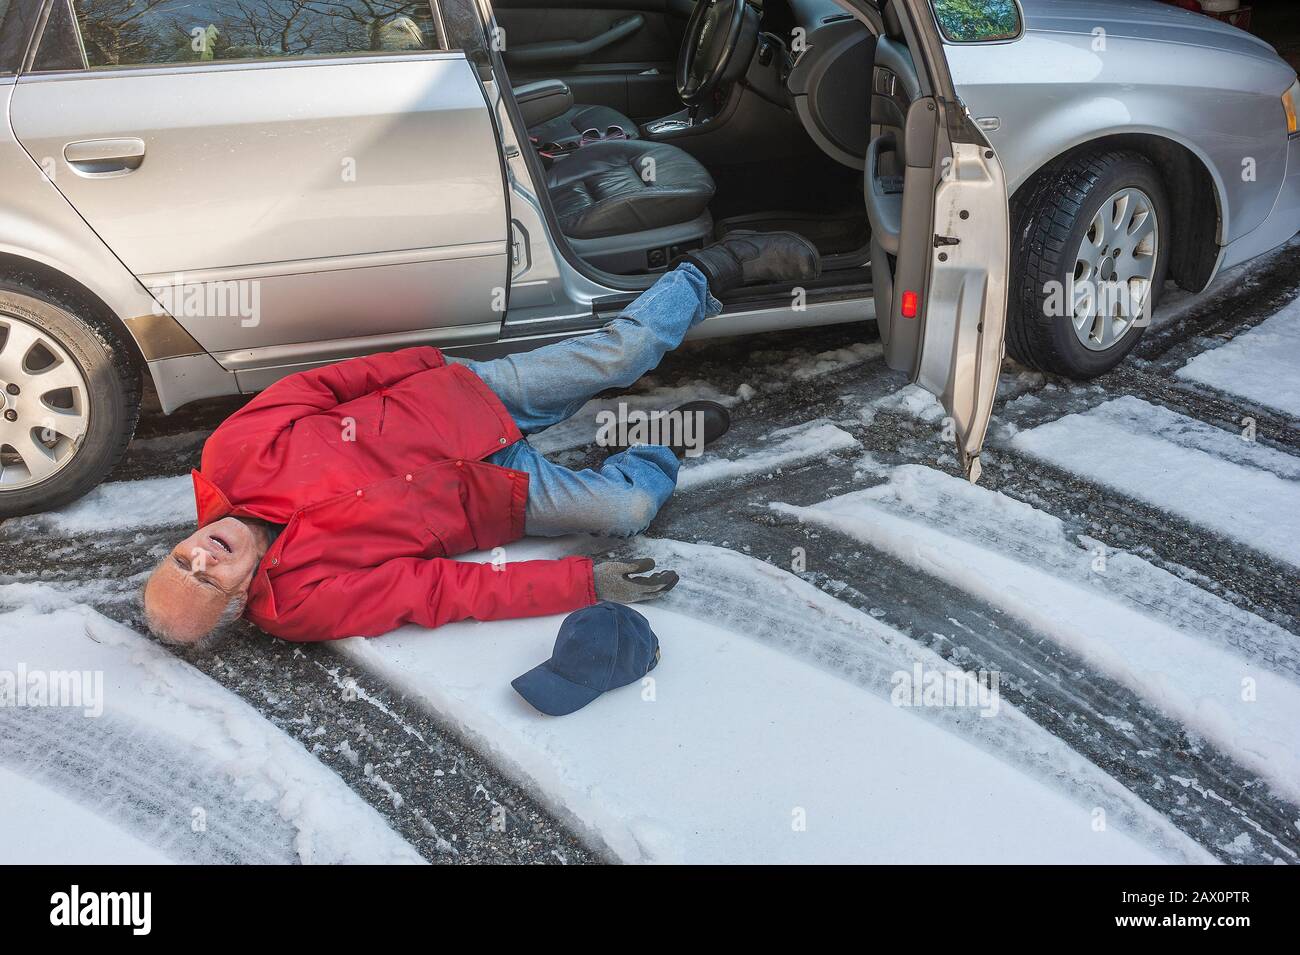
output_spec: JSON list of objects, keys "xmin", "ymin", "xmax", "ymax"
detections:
[
  {"xmin": 29, "ymin": 0, "xmax": 88, "ymax": 72},
  {"xmin": 428, "ymin": 0, "xmax": 449, "ymax": 51},
  {"xmin": 26, "ymin": 0, "xmax": 454, "ymax": 74},
  {"xmin": 20, "ymin": 48, "xmax": 469, "ymax": 80},
  {"xmin": 1, "ymin": 0, "xmax": 49, "ymax": 74}
]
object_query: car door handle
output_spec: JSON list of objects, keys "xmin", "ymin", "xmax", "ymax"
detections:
[
  {"xmin": 63, "ymin": 138, "xmax": 146, "ymax": 177},
  {"xmin": 864, "ymin": 131, "xmax": 902, "ymax": 256}
]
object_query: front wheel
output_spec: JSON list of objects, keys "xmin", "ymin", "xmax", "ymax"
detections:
[
  {"xmin": 1007, "ymin": 151, "xmax": 1170, "ymax": 378},
  {"xmin": 0, "ymin": 285, "xmax": 141, "ymax": 518}
]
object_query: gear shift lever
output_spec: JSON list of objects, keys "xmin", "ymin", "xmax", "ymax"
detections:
[{"xmin": 646, "ymin": 106, "xmax": 700, "ymax": 137}]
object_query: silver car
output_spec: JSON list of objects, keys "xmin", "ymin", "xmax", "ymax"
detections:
[{"xmin": 0, "ymin": 0, "xmax": 1296, "ymax": 516}]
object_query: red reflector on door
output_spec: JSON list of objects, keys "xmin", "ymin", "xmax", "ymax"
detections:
[{"xmin": 901, "ymin": 290, "xmax": 919, "ymax": 318}]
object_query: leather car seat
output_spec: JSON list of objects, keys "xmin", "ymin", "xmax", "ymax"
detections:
[{"xmin": 515, "ymin": 79, "xmax": 640, "ymax": 148}]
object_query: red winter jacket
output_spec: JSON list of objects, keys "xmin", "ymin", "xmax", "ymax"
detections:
[{"xmin": 190, "ymin": 346, "xmax": 596, "ymax": 641}]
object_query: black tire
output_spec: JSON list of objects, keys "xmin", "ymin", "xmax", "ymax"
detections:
[
  {"xmin": 1007, "ymin": 150, "xmax": 1170, "ymax": 378},
  {"xmin": 0, "ymin": 284, "xmax": 141, "ymax": 519}
]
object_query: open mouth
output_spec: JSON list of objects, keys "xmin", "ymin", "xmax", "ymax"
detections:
[{"xmin": 209, "ymin": 534, "xmax": 233, "ymax": 555}]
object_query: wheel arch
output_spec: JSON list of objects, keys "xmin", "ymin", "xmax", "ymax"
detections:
[
  {"xmin": 0, "ymin": 251, "xmax": 148, "ymax": 373},
  {"xmin": 1009, "ymin": 132, "xmax": 1224, "ymax": 294},
  {"xmin": 0, "ymin": 252, "xmax": 147, "ymax": 514}
]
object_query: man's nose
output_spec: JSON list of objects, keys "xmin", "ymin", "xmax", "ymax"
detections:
[{"xmin": 190, "ymin": 544, "xmax": 220, "ymax": 568}]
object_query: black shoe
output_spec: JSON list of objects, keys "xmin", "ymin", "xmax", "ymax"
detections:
[
  {"xmin": 605, "ymin": 400, "xmax": 731, "ymax": 460},
  {"xmin": 679, "ymin": 230, "xmax": 821, "ymax": 295},
  {"xmin": 668, "ymin": 400, "xmax": 730, "ymax": 460}
]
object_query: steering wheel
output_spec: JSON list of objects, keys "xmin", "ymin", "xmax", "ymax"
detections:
[{"xmin": 676, "ymin": 0, "xmax": 752, "ymax": 107}]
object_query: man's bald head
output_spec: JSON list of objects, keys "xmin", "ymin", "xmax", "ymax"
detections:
[{"xmin": 143, "ymin": 517, "xmax": 271, "ymax": 647}]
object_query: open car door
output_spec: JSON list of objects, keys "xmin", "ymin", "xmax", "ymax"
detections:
[{"xmin": 864, "ymin": 0, "xmax": 1009, "ymax": 483}]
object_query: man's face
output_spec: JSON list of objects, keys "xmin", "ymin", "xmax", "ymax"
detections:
[{"xmin": 143, "ymin": 517, "xmax": 268, "ymax": 645}]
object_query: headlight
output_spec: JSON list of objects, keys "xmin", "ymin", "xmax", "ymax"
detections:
[{"xmin": 1285, "ymin": 78, "xmax": 1299, "ymax": 136}]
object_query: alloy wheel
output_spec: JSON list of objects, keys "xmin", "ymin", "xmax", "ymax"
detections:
[
  {"xmin": 1071, "ymin": 187, "xmax": 1159, "ymax": 352},
  {"xmin": 0, "ymin": 313, "xmax": 91, "ymax": 490}
]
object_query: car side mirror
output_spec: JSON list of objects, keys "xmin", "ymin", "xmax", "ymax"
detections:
[{"xmin": 930, "ymin": 0, "xmax": 1023, "ymax": 43}]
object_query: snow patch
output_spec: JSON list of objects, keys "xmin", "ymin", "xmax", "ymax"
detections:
[
  {"xmin": 1175, "ymin": 297, "xmax": 1300, "ymax": 417},
  {"xmin": 0, "ymin": 594, "xmax": 422, "ymax": 864},
  {"xmin": 3, "ymin": 476, "xmax": 195, "ymax": 536},
  {"xmin": 0, "ymin": 765, "xmax": 175, "ymax": 864},
  {"xmin": 781, "ymin": 342, "xmax": 882, "ymax": 381},
  {"xmin": 1010, "ymin": 397, "xmax": 1300, "ymax": 568},
  {"xmin": 676, "ymin": 420, "xmax": 859, "ymax": 490}
]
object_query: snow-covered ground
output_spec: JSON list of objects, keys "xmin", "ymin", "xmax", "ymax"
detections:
[
  {"xmin": 0, "ymin": 593, "xmax": 421, "ymax": 864},
  {"xmin": 773, "ymin": 464, "xmax": 1300, "ymax": 807},
  {"xmin": 1176, "ymin": 290, "xmax": 1300, "ymax": 418},
  {"xmin": 1010, "ymin": 397, "xmax": 1300, "ymax": 569},
  {"xmin": 5, "ymin": 474, "xmax": 196, "ymax": 535},
  {"xmin": 335, "ymin": 537, "xmax": 1210, "ymax": 864},
  {"xmin": 3, "ymin": 246, "xmax": 1299, "ymax": 864}
]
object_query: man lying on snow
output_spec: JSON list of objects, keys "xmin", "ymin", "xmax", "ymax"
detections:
[{"xmin": 142, "ymin": 233, "xmax": 820, "ymax": 647}]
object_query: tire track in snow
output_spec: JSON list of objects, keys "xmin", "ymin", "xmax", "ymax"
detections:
[
  {"xmin": 0, "ymin": 708, "xmax": 301, "ymax": 864},
  {"xmin": 5, "ymin": 245, "xmax": 1297, "ymax": 863},
  {"xmin": 982, "ymin": 444, "xmax": 1300, "ymax": 627},
  {"xmin": 1072, "ymin": 363, "xmax": 1300, "ymax": 460},
  {"xmin": 1136, "ymin": 239, "xmax": 1300, "ymax": 373},
  {"xmin": 1, "ymin": 602, "xmax": 425, "ymax": 864},
  {"xmin": 653, "ymin": 455, "xmax": 1300, "ymax": 863},
  {"xmin": 773, "ymin": 466, "xmax": 1300, "ymax": 808},
  {"xmin": 645, "ymin": 312, "xmax": 1300, "ymax": 856},
  {"xmin": 1172, "ymin": 297, "xmax": 1300, "ymax": 419},
  {"xmin": 1010, "ymin": 397, "xmax": 1300, "ymax": 571}
]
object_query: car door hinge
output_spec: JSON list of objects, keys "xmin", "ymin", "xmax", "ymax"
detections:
[{"xmin": 934, "ymin": 234, "xmax": 961, "ymax": 247}]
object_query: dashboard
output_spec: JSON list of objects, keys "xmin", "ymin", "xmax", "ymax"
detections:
[{"xmin": 767, "ymin": 0, "xmax": 884, "ymax": 169}]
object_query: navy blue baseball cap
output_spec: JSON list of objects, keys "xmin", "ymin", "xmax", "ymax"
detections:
[{"xmin": 512, "ymin": 602, "xmax": 660, "ymax": 716}]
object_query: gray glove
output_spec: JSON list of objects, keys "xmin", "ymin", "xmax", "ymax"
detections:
[{"xmin": 592, "ymin": 558, "xmax": 679, "ymax": 604}]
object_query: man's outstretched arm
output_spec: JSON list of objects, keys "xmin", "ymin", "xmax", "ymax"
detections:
[{"xmin": 258, "ymin": 554, "xmax": 597, "ymax": 642}]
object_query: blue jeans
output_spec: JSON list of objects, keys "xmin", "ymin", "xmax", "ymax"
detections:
[{"xmin": 454, "ymin": 263, "xmax": 721, "ymax": 538}]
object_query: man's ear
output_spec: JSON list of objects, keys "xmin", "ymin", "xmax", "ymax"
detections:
[{"xmin": 140, "ymin": 565, "xmax": 167, "ymax": 635}]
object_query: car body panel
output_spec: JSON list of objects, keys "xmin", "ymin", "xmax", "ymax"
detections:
[
  {"xmin": 0, "ymin": 78, "xmax": 242, "ymax": 412},
  {"xmin": 918, "ymin": 141, "xmax": 1008, "ymax": 482},
  {"xmin": 1219, "ymin": 130, "xmax": 1300, "ymax": 272},
  {"xmin": 1018, "ymin": 0, "xmax": 1280, "ymax": 63},
  {"xmin": 11, "ymin": 53, "xmax": 510, "ymax": 358},
  {"xmin": 945, "ymin": 12, "xmax": 1296, "ymax": 248}
]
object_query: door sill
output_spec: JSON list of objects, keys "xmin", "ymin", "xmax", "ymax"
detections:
[{"xmin": 591, "ymin": 276, "xmax": 873, "ymax": 322}]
